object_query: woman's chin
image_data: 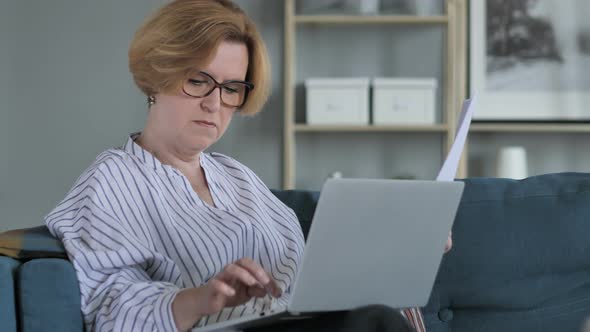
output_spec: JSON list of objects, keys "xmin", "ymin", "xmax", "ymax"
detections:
[{"xmin": 183, "ymin": 135, "xmax": 215, "ymax": 152}]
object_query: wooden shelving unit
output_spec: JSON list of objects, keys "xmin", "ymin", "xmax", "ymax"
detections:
[
  {"xmin": 471, "ymin": 123, "xmax": 590, "ymax": 133},
  {"xmin": 294, "ymin": 15, "xmax": 449, "ymax": 25},
  {"xmin": 294, "ymin": 124, "xmax": 449, "ymax": 133},
  {"xmin": 282, "ymin": 0, "xmax": 468, "ymax": 189}
]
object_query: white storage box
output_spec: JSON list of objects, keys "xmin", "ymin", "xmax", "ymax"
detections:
[
  {"xmin": 305, "ymin": 78, "xmax": 370, "ymax": 125},
  {"xmin": 372, "ymin": 78, "xmax": 437, "ymax": 125}
]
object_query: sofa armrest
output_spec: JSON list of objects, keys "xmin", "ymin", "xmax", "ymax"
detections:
[
  {"xmin": 0, "ymin": 226, "xmax": 66, "ymax": 260},
  {"xmin": 17, "ymin": 258, "xmax": 83, "ymax": 332},
  {"xmin": 0, "ymin": 256, "xmax": 20, "ymax": 332}
]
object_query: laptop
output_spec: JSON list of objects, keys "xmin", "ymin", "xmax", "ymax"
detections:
[
  {"xmin": 193, "ymin": 97, "xmax": 475, "ymax": 331},
  {"xmin": 193, "ymin": 178, "xmax": 464, "ymax": 332}
]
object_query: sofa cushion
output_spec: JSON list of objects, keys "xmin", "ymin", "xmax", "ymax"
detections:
[
  {"xmin": 17, "ymin": 259, "xmax": 83, "ymax": 332},
  {"xmin": 0, "ymin": 256, "xmax": 20, "ymax": 332},
  {"xmin": 423, "ymin": 172, "xmax": 590, "ymax": 332}
]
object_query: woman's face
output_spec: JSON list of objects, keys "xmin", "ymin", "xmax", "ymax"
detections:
[{"xmin": 150, "ymin": 41, "xmax": 249, "ymax": 155}]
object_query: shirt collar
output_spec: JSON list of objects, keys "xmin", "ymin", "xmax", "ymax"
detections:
[
  {"xmin": 122, "ymin": 132, "xmax": 208, "ymax": 176},
  {"xmin": 122, "ymin": 132, "xmax": 170, "ymax": 174}
]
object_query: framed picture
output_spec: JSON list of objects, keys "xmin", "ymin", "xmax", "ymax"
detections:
[{"xmin": 470, "ymin": 0, "xmax": 590, "ymax": 121}]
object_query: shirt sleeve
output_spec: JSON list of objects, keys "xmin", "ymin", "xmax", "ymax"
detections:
[{"xmin": 45, "ymin": 166, "xmax": 182, "ymax": 332}]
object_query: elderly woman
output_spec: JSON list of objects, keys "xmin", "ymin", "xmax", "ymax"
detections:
[{"xmin": 45, "ymin": 1, "xmax": 427, "ymax": 331}]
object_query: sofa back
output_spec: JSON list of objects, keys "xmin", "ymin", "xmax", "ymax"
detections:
[
  {"xmin": 422, "ymin": 173, "xmax": 590, "ymax": 332},
  {"xmin": 275, "ymin": 173, "xmax": 590, "ymax": 332}
]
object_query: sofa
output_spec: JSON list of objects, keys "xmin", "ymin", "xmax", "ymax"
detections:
[{"xmin": 1, "ymin": 172, "xmax": 590, "ymax": 332}]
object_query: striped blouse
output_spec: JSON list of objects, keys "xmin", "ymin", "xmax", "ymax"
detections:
[
  {"xmin": 45, "ymin": 134, "xmax": 304, "ymax": 331},
  {"xmin": 45, "ymin": 133, "xmax": 425, "ymax": 332}
]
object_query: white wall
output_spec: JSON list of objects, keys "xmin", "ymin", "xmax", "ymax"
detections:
[
  {"xmin": 2, "ymin": 0, "xmax": 588, "ymax": 231},
  {"xmin": 1, "ymin": 1, "xmax": 20, "ymax": 230},
  {"xmin": 0, "ymin": 0, "xmax": 285, "ymax": 231}
]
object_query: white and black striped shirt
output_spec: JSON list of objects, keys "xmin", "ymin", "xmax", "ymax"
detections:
[{"xmin": 45, "ymin": 134, "xmax": 305, "ymax": 331}]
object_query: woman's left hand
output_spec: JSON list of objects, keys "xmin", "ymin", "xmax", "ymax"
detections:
[{"xmin": 444, "ymin": 231, "xmax": 452, "ymax": 253}]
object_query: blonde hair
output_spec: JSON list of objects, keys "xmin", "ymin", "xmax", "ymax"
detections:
[{"xmin": 129, "ymin": 0, "xmax": 270, "ymax": 115}]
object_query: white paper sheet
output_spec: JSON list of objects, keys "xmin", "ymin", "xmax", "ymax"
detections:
[{"xmin": 436, "ymin": 95, "xmax": 477, "ymax": 181}]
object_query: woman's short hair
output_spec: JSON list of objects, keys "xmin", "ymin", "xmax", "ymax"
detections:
[{"xmin": 129, "ymin": 0, "xmax": 270, "ymax": 115}]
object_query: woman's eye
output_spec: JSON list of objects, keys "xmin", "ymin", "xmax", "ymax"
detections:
[
  {"xmin": 189, "ymin": 79, "xmax": 208, "ymax": 86},
  {"xmin": 223, "ymin": 86, "xmax": 238, "ymax": 94}
]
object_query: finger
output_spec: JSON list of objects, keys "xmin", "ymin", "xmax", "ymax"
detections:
[
  {"xmin": 235, "ymin": 258, "xmax": 270, "ymax": 285},
  {"xmin": 209, "ymin": 278, "xmax": 236, "ymax": 297},
  {"xmin": 247, "ymin": 285, "xmax": 267, "ymax": 298},
  {"xmin": 236, "ymin": 259, "xmax": 282, "ymax": 298},
  {"xmin": 444, "ymin": 235, "xmax": 453, "ymax": 253},
  {"xmin": 219, "ymin": 264, "xmax": 259, "ymax": 287},
  {"xmin": 266, "ymin": 282, "xmax": 282, "ymax": 298}
]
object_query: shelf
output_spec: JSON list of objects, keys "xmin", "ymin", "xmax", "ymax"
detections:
[
  {"xmin": 471, "ymin": 123, "xmax": 590, "ymax": 133},
  {"xmin": 294, "ymin": 124, "xmax": 449, "ymax": 132},
  {"xmin": 282, "ymin": 0, "xmax": 467, "ymax": 189},
  {"xmin": 294, "ymin": 15, "xmax": 448, "ymax": 25}
]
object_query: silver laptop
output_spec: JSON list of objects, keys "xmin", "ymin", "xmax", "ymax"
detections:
[{"xmin": 193, "ymin": 178, "xmax": 464, "ymax": 332}]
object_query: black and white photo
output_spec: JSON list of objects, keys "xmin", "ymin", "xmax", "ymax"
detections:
[{"xmin": 471, "ymin": 0, "xmax": 590, "ymax": 120}]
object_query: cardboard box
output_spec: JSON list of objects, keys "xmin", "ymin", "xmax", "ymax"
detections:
[
  {"xmin": 372, "ymin": 78, "xmax": 437, "ymax": 125},
  {"xmin": 305, "ymin": 78, "xmax": 370, "ymax": 125}
]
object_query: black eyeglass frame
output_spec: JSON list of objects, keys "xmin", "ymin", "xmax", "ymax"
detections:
[{"xmin": 182, "ymin": 71, "xmax": 254, "ymax": 109}]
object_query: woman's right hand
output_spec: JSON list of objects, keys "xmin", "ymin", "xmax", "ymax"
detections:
[
  {"xmin": 198, "ymin": 258, "xmax": 282, "ymax": 313},
  {"xmin": 172, "ymin": 258, "xmax": 282, "ymax": 331}
]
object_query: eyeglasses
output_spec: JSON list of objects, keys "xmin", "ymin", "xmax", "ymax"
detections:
[{"xmin": 182, "ymin": 71, "xmax": 254, "ymax": 108}]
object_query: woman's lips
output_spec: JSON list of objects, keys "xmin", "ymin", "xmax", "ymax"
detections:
[{"xmin": 193, "ymin": 120, "xmax": 216, "ymax": 128}]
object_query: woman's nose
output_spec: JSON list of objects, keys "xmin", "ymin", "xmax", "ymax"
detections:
[{"xmin": 201, "ymin": 87, "xmax": 222, "ymax": 112}]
